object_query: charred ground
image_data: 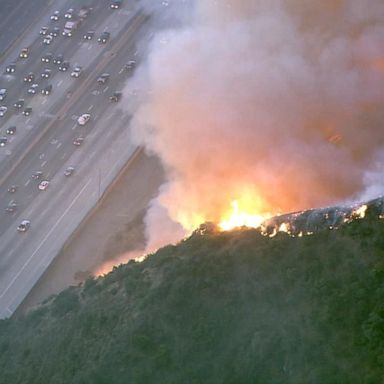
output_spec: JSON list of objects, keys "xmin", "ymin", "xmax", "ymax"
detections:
[{"xmin": 0, "ymin": 203, "xmax": 384, "ymax": 383}]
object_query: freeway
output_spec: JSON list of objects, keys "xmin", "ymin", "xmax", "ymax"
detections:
[{"xmin": 0, "ymin": 0, "xmax": 156, "ymax": 318}]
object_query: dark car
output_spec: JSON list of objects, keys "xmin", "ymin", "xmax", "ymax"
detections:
[
  {"xmin": 41, "ymin": 84, "xmax": 52, "ymax": 95},
  {"xmin": 110, "ymin": 0, "xmax": 122, "ymax": 9},
  {"xmin": 23, "ymin": 107, "xmax": 32, "ymax": 116},
  {"xmin": 14, "ymin": 99, "xmax": 25, "ymax": 109},
  {"xmin": 32, "ymin": 171, "xmax": 43, "ymax": 180},
  {"xmin": 58, "ymin": 61, "xmax": 70, "ymax": 72},
  {"xmin": 53, "ymin": 54, "xmax": 64, "ymax": 65},
  {"xmin": 41, "ymin": 53, "xmax": 53, "ymax": 63},
  {"xmin": 64, "ymin": 166, "xmax": 75, "ymax": 176},
  {"xmin": 23, "ymin": 72, "xmax": 35, "ymax": 83},
  {"xmin": 97, "ymin": 73, "xmax": 110, "ymax": 84},
  {"xmin": 6, "ymin": 126, "xmax": 16, "ymax": 135},
  {"xmin": 41, "ymin": 68, "xmax": 52, "ymax": 79},
  {"xmin": 98, "ymin": 31, "xmax": 110, "ymax": 44},
  {"xmin": 27, "ymin": 83, "xmax": 39, "ymax": 95},
  {"xmin": 0, "ymin": 137, "xmax": 7, "ymax": 147},
  {"xmin": 5, "ymin": 202, "xmax": 17, "ymax": 213},
  {"xmin": 83, "ymin": 30, "xmax": 95, "ymax": 40},
  {"xmin": 5, "ymin": 63, "xmax": 16, "ymax": 73},
  {"xmin": 73, "ymin": 137, "xmax": 84, "ymax": 146},
  {"xmin": 7, "ymin": 185, "xmax": 18, "ymax": 193},
  {"xmin": 109, "ymin": 91, "xmax": 122, "ymax": 102},
  {"xmin": 49, "ymin": 26, "xmax": 60, "ymax": 37},
  {"xmin": 124, "ymin": 60, "xmax": 136, "ymax": 72}
]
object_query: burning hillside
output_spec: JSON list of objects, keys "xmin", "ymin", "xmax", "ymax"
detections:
[{"xmin": 126, "ymin": 0, "xmax": 384, "ymax": 251}]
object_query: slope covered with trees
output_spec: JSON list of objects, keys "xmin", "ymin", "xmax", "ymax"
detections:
[{"xmin": 1, "ymin": 206, "xmax": 384, "ymax": 383}]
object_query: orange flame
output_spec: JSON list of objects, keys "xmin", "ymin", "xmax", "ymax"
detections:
[{"xmin": 219, "ymin": 199, "xmax": 271, "ymax": 231}]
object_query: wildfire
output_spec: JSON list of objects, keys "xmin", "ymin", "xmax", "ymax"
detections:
[{"xmin": 218, "ymin": 200, "xmax": 270, "ymax": 231}]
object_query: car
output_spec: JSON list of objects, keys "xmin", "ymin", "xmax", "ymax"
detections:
[
  {"xmin": 5, "ymin": 63, "xmax": 16, "ymax": 73},
  {"xmin": 6, "ymin": 126, "xmax": 16, "ymax": 135},
  {"xmin": 5, "ymin": 202, "xmax": 17, "ymax": 213},
  {"xmin": 19, "ymin": 48, "xmax": 29, "ymax": 59},
  {"xmin": 23, "ymin": 72, "xmax": 35, "ymax": 82},
  {"xmin": 41, "ymin": 53, "xmax": 53, "ymax": 63},
  {"xmin": 124, "ymin": 60, "xmax": 136, "ymax": 71},
  {"xmin": 64, "ymin": 166, "xmax": 75, "ymax": 176},
  {"xmin": 49, "ymin": 26, "xmax": 60, "ymax": 37},
  {"xmin": 78, "ymin": 6, "xmax": 90, "ymax": 19},
  {"xmin": 43, "ymin": 35, "xmax": 53, "ymax": 45},
  {"xmin": 17, "ymin": 220, "xmax": 30, "ymax": 232},
  {"xmin": 73, "ymin": 137, "xmax": 84, "ymax": 146},
  {"xmin": 50, "ymin": 11, "xmax": 60, "ymax": 21},
  {"xmin": 39, "ymin": 26, "xmax": 48, "ymax": 35},
  {"xmin": 71, "ymin": 66, "xmax": 82, "ymax": 78},
  {"xmin": 97, "ymin": 73, "xmax": 110, "ymax": 84},
  {"xmin": 109, "ymin": 91, "xmax": 122, "ymax": 102},
  {"xmin": 7, "ymin": 185, "xmax": 18, "ymax": 193},
  {"xmin": 65, "ymin": 8, "xmax": 74, "ymax": 18},
  {"xmin": 0, "ymin": 137, "xmax": 7, "ymax": 147},
  {"xmin": 41, "ymin": 68, "xmax": 52, "ymax": 79},
  {"xmin": 27, "ymin": 83, "xmax": 39, "ymax": 95},
  {"xmin": 38, "ymin": 180, "xmax": 50, "ymax": 190},
  {"xmin": 0, "ymin": 88, "xmax": 6, "ymax": 101},
  {"xmin": 32, "ymin": 171, "xmax": 43, "ymax": 180},
  {"xmin": 77, "ymin": 113, "xmax": 91, "ymax": 125},
  {"xmin": 41, "ymin": 84, "xmax": 52, "ymax": 95},
  {"xmin": 98, "ymin": 31, "xmax": 110, "ymax": 43},
  {"xmin": 14, "ymin": 99, "xmax": 25, "ymax": 109},
  {"xmin": 83, "ymin": 30, "xmax": 94, "ymax": 40},
  {"xmin": 58, "ymin": 61, "xmax": 70, "ymax": 72},
  {"xmin": 23, "ymin": 107, "xmax": 32, "ymax": 116},
  {"xmin": 110, "ymin": 0, "xmax": 122, "ymax": 9},
  {"xmin": 0, "ymin": 106, "xmax": 7, "ymax": 116},
  {"xmin": 53, "ymin": 54, "xmax": 64, "ymax": 65}
]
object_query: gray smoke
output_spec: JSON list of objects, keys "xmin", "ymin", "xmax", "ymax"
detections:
[{"xmin": 128, "ymin": 0, "xmax": 384, "ymax": 248}]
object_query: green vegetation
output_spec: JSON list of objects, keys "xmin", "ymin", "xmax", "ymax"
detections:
[{"xmin": 1, "ymin": 206, "xmax": 384, "ymax": 383}]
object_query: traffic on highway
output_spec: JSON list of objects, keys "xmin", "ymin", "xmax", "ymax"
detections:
[{"xmin": 0, "ymin": 0, "xmax": 164, "ymax": 318}]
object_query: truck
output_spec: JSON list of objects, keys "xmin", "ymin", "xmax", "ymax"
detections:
[{"xmin": 62, "ymin": 20, "xmax": 80, "ymax": 37}]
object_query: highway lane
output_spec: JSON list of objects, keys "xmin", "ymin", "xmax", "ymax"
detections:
[
  {"xmin": 0, "ymin": 0, "xmax": 50, "ymax": 60},
  {"xmin": 0, "ymin": 4, "xmax": 153, "ymax": 317},
  {"xmin": 0, "ymin": 3, "xmax": 145, "ymax": 180},
  {"xmin": 0, "ymin": 11, "xmax": 148, "ymax": 236}
]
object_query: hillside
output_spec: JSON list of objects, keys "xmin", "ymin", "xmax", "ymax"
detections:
[{"xmin": 0, "ymin": 204, "xmax": 384, "ymax": 383}]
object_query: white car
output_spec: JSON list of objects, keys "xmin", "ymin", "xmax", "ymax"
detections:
[
  {"xmin": 71, "ymin": 66, "xmax": 82, "ymax": 78},
  {"xmin": 38, "ymin": 180, "xmax": 50, "ymax": 191},
  {"xmin": 77, "ymin": 113, "xmax": 91, "ymax": 125},
  {"xmin": 43, "ymin": 35, "xmax": 53, "ymax": 45},
  {"xmin": 17, "ymin": 220, "xmax": 30, "ymax": 232},
  {"xmin": 0, "ymin": 106, "xmax": 7, "ymax": 116},
  {"xmin": 0, "ymin": 88, "xmax": 6, "ymax": 101}
]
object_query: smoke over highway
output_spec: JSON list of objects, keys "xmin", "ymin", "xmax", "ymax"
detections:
[{"xmin": 130, "ymin": 0, "xmax": 384, "ymax": 248}]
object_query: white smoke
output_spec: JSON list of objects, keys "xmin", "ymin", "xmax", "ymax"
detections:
[{"xmin": 128, "ymin": 0, "xmax": 384, "ymax": 249}]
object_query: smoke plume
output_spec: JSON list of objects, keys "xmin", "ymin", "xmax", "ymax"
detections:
[{"xmin": 130, "ymin": 0, "xmax": 384, "ymax": 247}]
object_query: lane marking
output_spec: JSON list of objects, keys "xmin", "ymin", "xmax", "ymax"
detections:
[
  {"xmin": 103, "ymin": 86, "xmax": 109, "ymax": 93},
  {"xmin": 88, "ymin": 104, "xmax": 93, "ymax": 111},
  {"xmin": 57, "ymin": 80, "xmax": 63, "ymax": 86},
  {"xmin": 0, "ymin": 178, "xmax": 92, "ymax": 299},
  {"xmin": 41, "ymin": 160, "xmax": 47, "ymax": 167},
  {"xmin": 24, "ymin": 179, "xmax": 30, "ymax": 186},
  {"xmin": 41, "ymin": 98, "xmax": 47, "ymax": 105},
  {"xmin": 72, "ymin": 124, "xmax": 77, "ymax": 130},
  {"xmin": 56, "ymin": 142, "xmax": 62, "ymax": 149}
]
